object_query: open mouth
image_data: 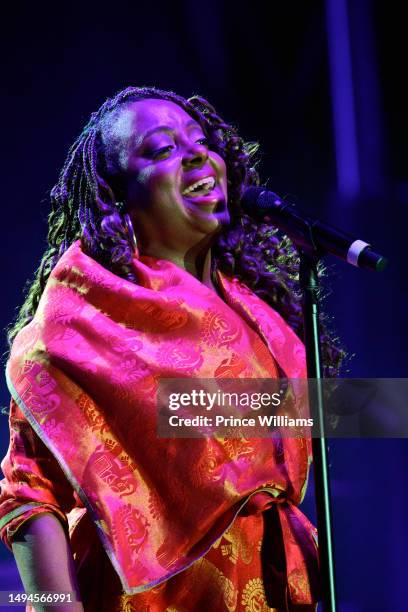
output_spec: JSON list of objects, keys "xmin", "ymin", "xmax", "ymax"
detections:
[{"xmin": 182, "ymin": 177, "xmax": 216, "ymax": 197}]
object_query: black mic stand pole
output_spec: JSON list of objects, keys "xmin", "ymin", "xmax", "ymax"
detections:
[{"xmin": 299, "ymin": 250, "xmax": 337, "ymax": 612}]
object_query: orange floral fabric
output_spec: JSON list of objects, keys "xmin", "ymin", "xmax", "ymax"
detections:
[{"xmin": 0, "ymin": 241, "xmax": 318, "ymax": 609}]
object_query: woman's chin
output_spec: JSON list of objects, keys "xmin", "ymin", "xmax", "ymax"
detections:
[
  {"xmin": 185, "ymin": 197, "xmax": 229, "ymax": 229},
  {"xmin": 190, "ymin": 209, "xmax": 229, "ymax": 237}
]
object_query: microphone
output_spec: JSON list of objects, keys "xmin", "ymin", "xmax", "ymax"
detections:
[{"xmin": 241, "ymin": 187, "xmax": 387, "ymax": 272}]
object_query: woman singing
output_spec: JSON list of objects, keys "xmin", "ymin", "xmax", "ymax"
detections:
[{"xmin": 0, "ymin": 86, "xmax": 341, "ymax": 611}]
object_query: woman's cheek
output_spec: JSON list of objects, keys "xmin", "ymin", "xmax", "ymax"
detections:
[{"xmin": 136, "ymin": 166, "xmax": 156, "ymax": 185}]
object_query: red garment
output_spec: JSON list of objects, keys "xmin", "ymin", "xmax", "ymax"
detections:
[{"xmin": 0, "ymin": 242, "xmax": 318, "ymax": 610}]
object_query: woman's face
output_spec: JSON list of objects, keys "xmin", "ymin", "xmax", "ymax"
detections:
[{"xmin": 105, "ymin": 98, "xmax": 229, "ymax": 255}]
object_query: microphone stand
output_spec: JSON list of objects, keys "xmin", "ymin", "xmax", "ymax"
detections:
[
  {"xmin": 243, "ymin": 188, "xmax": 387, "ymax": 610},
  {"xmin": 299, "ymin": 251, "xmax": 337, "ymax": 612},
  {"xmin": 241, "ymin": 188, "xmax": 387, "ymax": 609}
]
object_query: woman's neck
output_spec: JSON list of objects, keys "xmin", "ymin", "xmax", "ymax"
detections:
[{"xmin": 139, "ymin": 237, "xmax": 214, "ymax": 284}]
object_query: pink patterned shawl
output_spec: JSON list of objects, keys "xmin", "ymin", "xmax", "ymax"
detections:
[{"xmin": 6, "ymin": 241, "xmax": 318, "ymax": 604}]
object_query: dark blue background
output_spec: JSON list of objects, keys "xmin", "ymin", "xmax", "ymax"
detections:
[{"xmin": 1, "ymin": 1, "xmax": 407, "ymax": 610}]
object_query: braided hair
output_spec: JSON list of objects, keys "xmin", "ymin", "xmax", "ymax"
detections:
[{"xmin": 8, "ymin": 86, "xmax": 344, "ymax": 375}]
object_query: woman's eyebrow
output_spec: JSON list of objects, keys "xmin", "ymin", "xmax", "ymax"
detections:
[
  {"xmin": 141, "ymin": 126, "xmax": 173, "ymax": 142},
  {"xmin": 139, "ymin": 120, "xmax": 203, "ymax": 144},
  {"xmin": 185, "ymin": 120, "xmax": 202, "ymax": 131}
]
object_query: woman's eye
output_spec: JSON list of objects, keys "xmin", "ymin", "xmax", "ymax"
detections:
[
  {"xmin": 151, "ymin": 145, "xmax": 174, "ymax": 160},
  {"xmin": 196, "ymin": 137, "xmax": 209, "ymax": 146}
]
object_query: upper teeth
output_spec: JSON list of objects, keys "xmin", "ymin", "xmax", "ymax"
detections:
[{"xmin": 182, "ymin": 177, "xmax": 215, "ymax": 195}]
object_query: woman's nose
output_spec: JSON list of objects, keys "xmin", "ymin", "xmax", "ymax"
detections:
[{"xmin": 182, "ymin": 143, "xmax": 208, "ymax": 168}]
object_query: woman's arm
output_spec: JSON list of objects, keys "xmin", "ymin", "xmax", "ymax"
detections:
[
  {"xmin": 11, "ymin": 513, "xmax": 84, "ymax": 611},
  {"xmin": 0, "ymin": 399, "xmax": 83, "ymax": 609},
  {"xmin": 0, "ymin": 399, "xmax": 78, "ymax": 552}
]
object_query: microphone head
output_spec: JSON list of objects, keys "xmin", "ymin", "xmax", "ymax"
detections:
[{"xmin": 240, "ymin": 186, "xmax": 284, "ymax": 218}]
